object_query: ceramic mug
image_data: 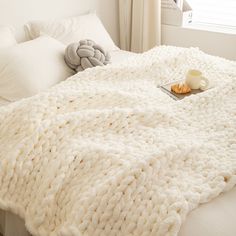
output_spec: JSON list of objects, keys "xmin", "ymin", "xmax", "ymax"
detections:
[{"xmin": 185, "ymin": 69, "xmax": 209, "ymax": 90}]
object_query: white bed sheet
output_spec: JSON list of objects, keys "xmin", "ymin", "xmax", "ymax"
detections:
[
  {"xmin": 0, "ymin": 49, "xmax": 235, "ymax": 236},
  {"xmin": 110, "ymin": 50, "xmax": 136, "ymax": 64}
]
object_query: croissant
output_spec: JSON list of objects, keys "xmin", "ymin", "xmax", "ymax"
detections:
[{"xmin": 171, "ymin": 83, "xmax": 191, "ymax": 94}]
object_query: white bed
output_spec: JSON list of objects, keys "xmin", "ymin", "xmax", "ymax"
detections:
[
  {"xmin": 0, "ymin": 1, "xmax": 236, "ymax": 236},
  {"xmin": 0, "ymin": 47, "xmax": 235, "ymax": 236}
]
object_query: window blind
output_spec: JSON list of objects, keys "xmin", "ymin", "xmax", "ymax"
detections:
[{"xmin": 187, "ymin": 0, "xmax": 236, "ymax": 28}]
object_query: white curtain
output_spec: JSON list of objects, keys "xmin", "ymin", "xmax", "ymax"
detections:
[{"xmin": 119, "ymin": 0, "xmax": 161, "ymax": 53}]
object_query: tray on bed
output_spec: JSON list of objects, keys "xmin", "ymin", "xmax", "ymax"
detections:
[{"xmin": 159, "ymin": 80, "xmax": 204, "ymax": 100}]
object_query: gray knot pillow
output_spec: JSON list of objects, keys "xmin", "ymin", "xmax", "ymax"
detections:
[{"xmin": 64, "ymin": 39, "xmax": 111, "ymax": 72}]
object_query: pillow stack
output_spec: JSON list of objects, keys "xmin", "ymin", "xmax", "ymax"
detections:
[
  {"xmin": 0, "ymin": 13, "xmax": 117, "ymax": 102},
  {"xmin": 25, "ymin": 13, "xmax": 118, "ymax": 52},
  {"xmin": 0, "ymin": 35, "xmax": 73, "ymax": 101}
]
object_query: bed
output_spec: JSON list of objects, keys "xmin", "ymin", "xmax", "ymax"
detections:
[
  {"xmin": 1, "ymin": 47, "xmax": 236, "ymax": 236},
  {"xmin": 0, "ymin": 1, "xmax": 236, "ymax": 236},
  {"xmin": 0, "ymin": 45, "xmax": 236, "ymax": 236}
]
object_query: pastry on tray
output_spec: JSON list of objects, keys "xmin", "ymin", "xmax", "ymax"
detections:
[{"xmin": 171, "ymin": 83, "xmax": 191, "ymax": 94}]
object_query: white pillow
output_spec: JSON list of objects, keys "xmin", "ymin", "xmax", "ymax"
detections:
[
  {"xmin": 25, "ymin": 13, "xmax": 119, "ymax": 51},
  {"xmin": 0, "ymin": 26, "xmax": 17, "ymax": 49},
  {"xmin": 0, "ymin": 36, "xmax": 73, "ymax": 101}
]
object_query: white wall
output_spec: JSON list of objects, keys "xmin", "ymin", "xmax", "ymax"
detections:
[
  {"xmin": 95, "ymin": 0, "xmax": 119, "ymax": 46},
  {"xmin": 1, "ymin": 0, "xmax": 235, "ymax": 60},
  {"xmin": 0, "ymin": 0, "xmax": 119, "ymax": 45},
  {"xmin": 162, "ymin": 24, "xmax": 236, "ymax": 60}
]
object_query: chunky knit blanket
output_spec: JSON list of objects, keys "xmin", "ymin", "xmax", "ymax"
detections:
[{"xmin": 0, "ymin": 46, "xmax": 236, "ymax": 236}]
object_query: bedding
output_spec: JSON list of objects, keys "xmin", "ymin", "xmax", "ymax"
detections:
[
  {"xmin": 0, "ymin": 26, "xmax": 17, "ymax": 49},
  {"xmin": 0, "ymin": 36, "xmax": 73, "ymax": 101},
  {"xmin": 0, "ymin": 46, "xmax": 236, "ymax": 236},
  {"xmin": 25, "ymin": 13, "xmax": 119, "ymax": 51},
  {"xmin": 1, "ymin": 187, "xmax": 236, "ymax": 236},
  {"xmin": 0, "ymin": 49, "xmax": 135, "ymax": 236},
  {"xmin": 0, "ymin": 50, "xmax": 132, "ymax": 107},
  {"xmin": 110, "ymin": 50, "xmax": 136, "ymax": 64}
]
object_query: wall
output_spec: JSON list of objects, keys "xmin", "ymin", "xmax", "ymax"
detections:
[
  {"xmin": 1, "ymin": 0, "xmax": 234, "ymax": 60},
  {"xmin": 162, "ymin": 24, "xmax": 236, "ymax": 60},
  {"xmin": 0, "ymin": 0, "xmax": 119, "ymax": 45},
  {"xmin": 95, "ymin": 0, "xmax": 119, "ymax": 46}
]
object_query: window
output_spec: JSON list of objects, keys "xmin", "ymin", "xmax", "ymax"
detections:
[{"xmin": 187, "ymin": 0, "xmax": 236, "ymax": 29}]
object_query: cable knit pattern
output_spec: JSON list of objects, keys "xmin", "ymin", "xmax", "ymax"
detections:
[{"xmin": 0, "ymin": 46, "xmax": 236, "ymax": 236}]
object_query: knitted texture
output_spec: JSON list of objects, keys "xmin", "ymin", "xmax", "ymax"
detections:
[
  {"xmin": 0, "ymin": 46, "xmax": 236, "ymax": 236},
  {"xmin": 64, "ymin": 39, "xmax": 111, "ymax": 72}
]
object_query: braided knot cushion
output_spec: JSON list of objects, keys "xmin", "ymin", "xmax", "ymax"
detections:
[{"xmin": 64, "ymin": 39, "xmax": 111, "ymax": 72}]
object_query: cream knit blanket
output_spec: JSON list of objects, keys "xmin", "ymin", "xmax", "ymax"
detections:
[{"xmin": 0, "ymin": 46, "xmax": 236, "ymax": 236}]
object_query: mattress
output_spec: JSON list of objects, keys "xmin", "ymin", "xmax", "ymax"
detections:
[{"xmin": 0, "ymin": 49, "xmax": 235, "ymax": 236}]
